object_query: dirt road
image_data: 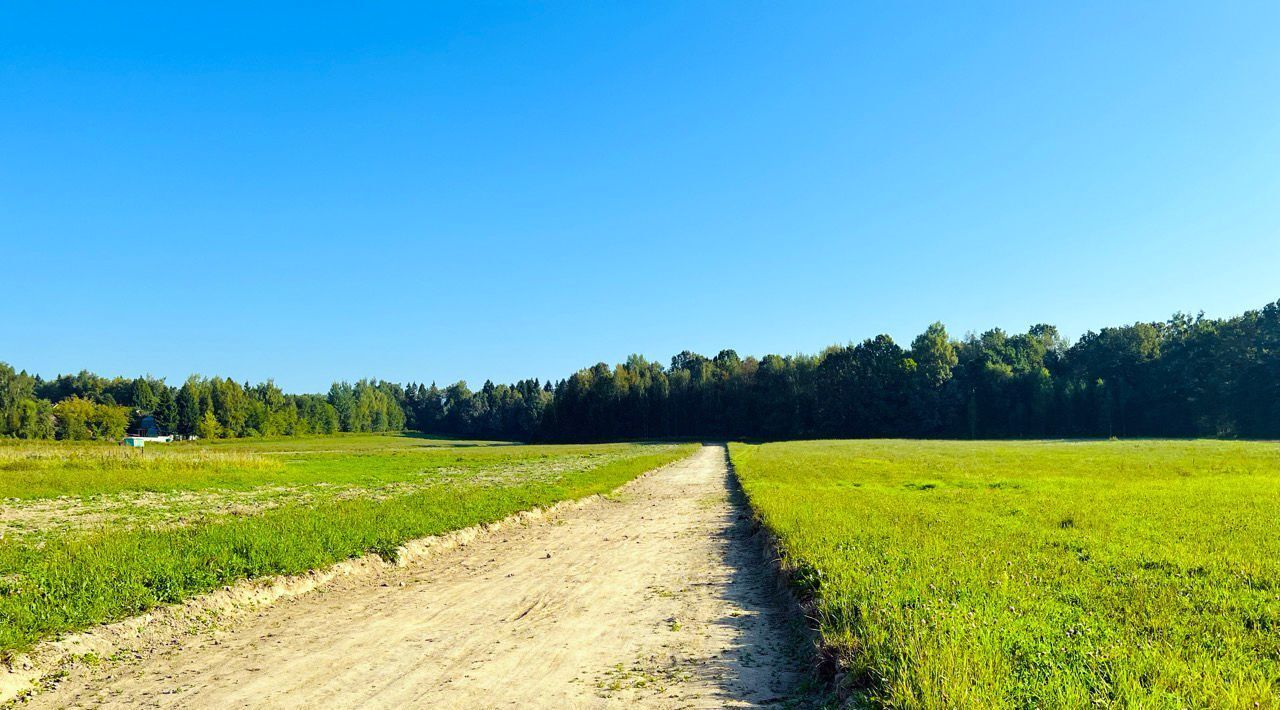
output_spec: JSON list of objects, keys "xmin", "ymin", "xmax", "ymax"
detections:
[{"xmin": 28, "ymin": 445, "xmax": 810, "ymax": 708}]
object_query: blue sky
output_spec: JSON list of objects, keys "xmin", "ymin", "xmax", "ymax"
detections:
[{"xmin": 3, "ymin": 2, "xmax": 1278, "ymax": 392}]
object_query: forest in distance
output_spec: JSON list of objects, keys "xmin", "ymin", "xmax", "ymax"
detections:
[{"xmin": 2, "ymin": 299, "xmax": 1278, "ymax": 443}]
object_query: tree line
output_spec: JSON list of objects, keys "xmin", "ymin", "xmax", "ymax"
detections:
[
  {"xmin": 2, "ymin": 299, "xmax": 1277, "ymax": 442},
  {"xmin": 407, "ymin": 299, "xmax": 1280, "ymax": 441},
  {"xmin": 0, "ymin": 369, "xmax": 405, "ymax": 441}
]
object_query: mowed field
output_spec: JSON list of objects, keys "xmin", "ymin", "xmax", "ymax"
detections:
[
  {"xmin": 731, "ymin": 439, "xmax": 1280, "ymax": 708},
  {"xmin": 0, "ymin": 434, "xmax": 694, "ymax": 654}
]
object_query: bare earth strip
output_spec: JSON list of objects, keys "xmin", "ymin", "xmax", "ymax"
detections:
[{"xmin": 23, "ymin": 445, "xmax": 810, "ymax": 708}]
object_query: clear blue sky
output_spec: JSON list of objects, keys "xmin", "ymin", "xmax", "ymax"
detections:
[{"xmin": 3, "ymin": 2, "xmax": 1278, "ymax": 392}]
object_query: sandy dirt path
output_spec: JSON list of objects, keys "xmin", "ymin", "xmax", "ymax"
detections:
[{"xmin": 26, "ymin": 445, "xmax": 810, "ymax": 709}]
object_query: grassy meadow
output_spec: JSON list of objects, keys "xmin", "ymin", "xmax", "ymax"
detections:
[
  {"xmin": 0, "ymin": 434, "xmax": 695, "ymax": 653},
  {"xmin": 730, "ymin": 439, "xmax": 1280, "ymax": 708}
]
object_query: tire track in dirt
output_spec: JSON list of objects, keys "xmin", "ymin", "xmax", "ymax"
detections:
[{"xmin": 24, "ymin": 445, "xmax": 812, "ymax": 708}]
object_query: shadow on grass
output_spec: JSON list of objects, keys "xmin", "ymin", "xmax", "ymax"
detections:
[{"xmin": 690, "ymin": 444, "xmax": 840, "ymax": 708}]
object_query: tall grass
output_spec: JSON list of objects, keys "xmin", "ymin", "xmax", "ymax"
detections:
[
  {"xmin": 0, "ymin": 442, "xmax": 695, "ymax": 653},
  {"xmin": 0, "ymin": 447, "xmax": 281, "ymax": 471},
  {"xmin": 0, "ymin": 441, "xmax": 670, "ymax": 500},
  {"xmin": 731, "ymin": 439, "xmax": 1280, "ymax": 708},
  {"xmin": 191, "ymin": 431, "xmax": 512, "ymax": 452},
  {"xmin": 0, "ymin": 448, "xmax": 283, "ymax": 499}
]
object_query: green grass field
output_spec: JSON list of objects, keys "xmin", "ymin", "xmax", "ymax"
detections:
[
  {"xmin": 730, "ymin": 439, "xmax": 1280, "ymax": 708},
  {"xmin": 0, "ymin": 434, "xmax": 695, "ymax": 654}
]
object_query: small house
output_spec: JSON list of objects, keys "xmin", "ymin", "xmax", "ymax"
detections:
[
  {"xmin": 130, "ymin": 414, "xmax": 162, "ymax": 438},
  {"xmin": 125, "ymin": 414, "xmax": 174, "ymax": 444}
]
